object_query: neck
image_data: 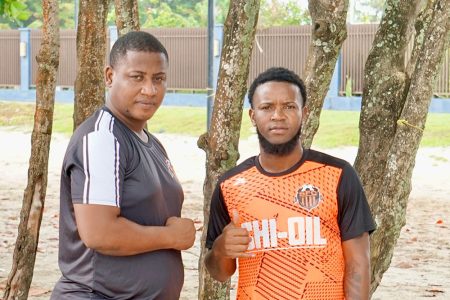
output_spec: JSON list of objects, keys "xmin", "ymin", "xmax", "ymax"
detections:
[
  {"xmin": 258, "ymin": 144, "xmax": 303, "ymax": 173},
  {"xmin": 133, "ymin": 129, "xmax": 148, "ymax": 142}
]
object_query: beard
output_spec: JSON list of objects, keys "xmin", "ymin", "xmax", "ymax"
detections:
[{"xmin": 256, "ymin": 126, "xmax": 302, "ymax": 156}]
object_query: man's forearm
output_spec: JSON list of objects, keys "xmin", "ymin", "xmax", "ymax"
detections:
[
  {"xmin": 205, "ymin": 249, "xmax": 236, "ymax": 282},
  {"xmin": 84, "ymin": 216, "xmax": 174, "ymax": 256},
  {"xmin": 342, "ymin": 233, "xmax": 371, "ymax": 300},
  {"xmin": 344, "ymin": 260, "xmax": 370, "ymax": 300},
  {"xmin": 74, "ymin": 204, "xmax": 179, "ymax": 255}
]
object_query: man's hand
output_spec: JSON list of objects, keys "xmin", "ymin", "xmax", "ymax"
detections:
[
  {"xmin": 165, "ymin": 216, "xmax": 196, "ymax": 250},
  {"xmin": 205, "ymin": 209, "xmax": 253, "ymax": 282},
  {"xmin": 212, "ymin": 209, "xmax": 254, "ymax": 259}
]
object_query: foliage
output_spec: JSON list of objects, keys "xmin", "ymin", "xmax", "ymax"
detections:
[
  {"xmin": 140, "ymin": 0, "xmax": 203, "ymax": 28},
  {"xmin": 258, "ymin": 0, "xmax": 311, "ymax": 27},
  {"xmin": 349, "ymin": 0, "xmax": 385, "ymax": 23},
  {"xmin": 345, "ymin": 75, "xmax": 353, "ymax": 97},
  {"xmin": 139, "ymin": 0, "xmax": 310, "ymax": 27},
  {"xmin": 0, "ymin": 0, "xmax": 388, "ymax": 29},
  {"xmin": 0, "ymin": 0, "xmax": 310, "ymax": 29},
  {"xmin": 0, "ymin": 0, "xmax": 31, "ymax": 28},
  {"xmin": 1, "ymin": 101, "xmax": 449, "ymax": 148},
  {"xmin": 0, "ymin": 0, "xmax": 77, "ymax": 29}
]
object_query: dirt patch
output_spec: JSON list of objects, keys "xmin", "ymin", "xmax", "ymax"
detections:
[{"xmin": 0, "ymin": 129, "xmax": 449, "ymax": 299}]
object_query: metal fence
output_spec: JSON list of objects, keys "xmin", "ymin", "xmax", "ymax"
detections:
[
  {"xmin": 0, "ymin": 25, "xmax": 449, "ymax": 96},
  {"xmin": 341, "ymin": 24, "xmax": 379, "ymax": 94},
  {"xmin": 0, "ymin": 30, "xmax": 20, "ymax": 86}
]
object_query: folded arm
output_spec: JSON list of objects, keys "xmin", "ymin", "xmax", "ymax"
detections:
[{"xmin": 74, "ymin": 203, "xmax": 196, "ymax": 256}]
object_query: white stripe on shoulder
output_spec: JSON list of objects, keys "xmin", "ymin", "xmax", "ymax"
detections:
[
  {"xmin": 96, "ymin": 110, "xmax": 114, "ymax": 132},
  {"xmin": 110, "ymin": 117, "xmax": 114, "ymax": 132},
  {"xmin": 82, "ymin": 129, "xmax": 120, "ymax": 207},
  {"xmin": 114, "ymin": 138, "xmax": 120, "ymax": 207},
  {"xmin": 82, "ymin": 135, "xmax": 89, "ymax": 204},
  {"xmin": 94, "ymin": 110, "xmax": 104, "ymax": 131}
]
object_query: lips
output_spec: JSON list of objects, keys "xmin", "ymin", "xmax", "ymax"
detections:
[
  {"xmin": 270, "ymin": 126, "xmax": 288, "ymax": 130},
  {"xmin": 269, "ymin": 126, "xmax": 289, "ymax": 134},
  {"xmin": 136, "ymin": 100, "xmax": 156, "ymax": 107}
]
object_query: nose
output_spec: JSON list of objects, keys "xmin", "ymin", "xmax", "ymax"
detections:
[
  {"xmin": 271, "ymin": 107, "xmax": 286, "ymax": 121},
  {"xmin": 140, "ymin": 82, "xmax": 157, "ymax": 96}
]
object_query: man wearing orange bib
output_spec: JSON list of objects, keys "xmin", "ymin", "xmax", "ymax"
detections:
[{"xmin": 205, "ymin": 67, "xmax": 376, "ymax": 300}]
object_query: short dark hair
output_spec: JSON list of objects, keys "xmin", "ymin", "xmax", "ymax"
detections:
[
  {"xmin": 109, "ymin": 31, "xmax": 169, "ymax": 67},
  {"xmin": 248, "ymin": 67, "xmax": 307, "ymax": 108}
]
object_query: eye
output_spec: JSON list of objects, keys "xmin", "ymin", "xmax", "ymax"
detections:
[
  {"xmin": 153, "ymin": 76, "xmax": 166, "ymax": 84},
  {"xmin": 130, "ymin": 75, "xmax": 143, "ymax": 81},
  {"xmin": 285, "ymin": 104, "xmax": 297, "ymax": 110}
]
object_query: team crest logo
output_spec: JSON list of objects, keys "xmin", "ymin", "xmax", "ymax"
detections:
[
  {"xmin": 165, "ymin": 159, "xmax": 176, "ymax": 178},
  {"xmin": 294, "ymin": 184, "xmax": 322, "ymax": 211}
]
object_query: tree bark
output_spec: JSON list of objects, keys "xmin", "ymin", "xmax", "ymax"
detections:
[
  {"xmin": 2, "ymin": 1, "xmax": 59, "ymax": 299},
  {"xmin": 300, "ymin": 0, "xmax": 349, "ymax": 148},
  {"xmin": 355, "ymin": 0, "xmax": 422, "ymax": 198},
  {"xmin": 197, "ymin": 1, "xmax": 260, "ymax": 299},
  {"xmin": 114, "ymin": 0, "xmax": 140, "ymax": 36},
  {"xmin": 73, "ymin": 0, "xmax": 109, "ymax": 129},
  {"xmin": 353, "ymin": 0, "xmax": 449, "ymax": 295}
]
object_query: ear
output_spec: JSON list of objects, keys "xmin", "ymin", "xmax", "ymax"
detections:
[
  {"xmin": 249, "ymin": 108, "xmax": 256, "ymax": 126},
  {"xmin": 104, "ymin": 66, "xmax": 113, "ymax": 87},
  {"xmin": 302, "ymin": 106, "xmax": 309, "ymax": 119},
  {"xmin": 302, "ymin": 105, "xmax": 309, "ymax": 122}
]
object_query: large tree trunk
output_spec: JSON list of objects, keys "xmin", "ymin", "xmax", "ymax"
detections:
[
  {"xmin": 300, "ymin": 0, "xmax": 349, "ymax": 148},
  {"xmin": 114, "ymin": 0, "xmax": 140, "ymax": 36},
  {"xmin": 73, "ymin": 0, "xmax": 109, "ymax": 129},
  {"xmin": 197, "ymin": 1, "xmax": 260, "ymax": 299},
  {"xmin": 2, "ymin": 1, "xmax": 59, "ymax": 299},
  {"xmin": 355, "ymin": 0, "xmax": 421, "ymax": 201},
  {"xmin": 354, "ymin": 0, "xmax": 449, "ymax": 296}
]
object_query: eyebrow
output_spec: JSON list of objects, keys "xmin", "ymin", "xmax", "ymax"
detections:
[
  {"xmin": 129, "ymin": 70, "xmax": 166, "ymax": 76},
  {"xmin": 258, "ymin": 99, "xmax": 298, "ymax": 104}
]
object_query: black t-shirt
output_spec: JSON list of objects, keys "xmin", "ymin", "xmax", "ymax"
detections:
[{"xmin": 52, "ymin": 107, "xmax": 184, "ymax": 300}]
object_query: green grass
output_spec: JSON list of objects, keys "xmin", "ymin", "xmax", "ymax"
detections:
[
  {"xmin": 148, "ymin": 106, "xmax": 255, "ymax": 139},
  {"xmin": 1, "ymin": 101, "xmax": 449, "ymax": 148},
  {"xmin": 0, "ymin": 101, "xmax": 37, "ymax": 126},
  {"xmin": 312, "ymin": 111, "xmax": 361, "ymax": 148},
  {"xmin": 419, "ymin": 113, "xmax": 450, "ymax": 147}
]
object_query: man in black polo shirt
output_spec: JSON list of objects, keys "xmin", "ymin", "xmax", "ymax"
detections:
[{"xmin": 51, "ymin": 31, "xmax": 196, "ymax": 300}]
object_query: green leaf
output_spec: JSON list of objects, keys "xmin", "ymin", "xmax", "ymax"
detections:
[
  {"xmin": 11, "ymin": 0, "xmax": 26, "ymax": 10},
  {"xmin": 9, "ymin": 2, "xmax": 17, "ymax": 16}
]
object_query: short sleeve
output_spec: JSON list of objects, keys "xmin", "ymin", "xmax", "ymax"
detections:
[
  {"xmin": 66, "ymin": 130, "xmax": 125, "ymax": 207},
  {"xmin": 337, "ymin": 163, "xmax": 376, "ymax": 241},
  {"xmin": 206, "ymin": 183, "xmax": 231, "ymax": 249}
]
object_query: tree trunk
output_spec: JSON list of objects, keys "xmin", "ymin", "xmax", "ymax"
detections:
[
  {"xmin": 300, "ymin": 0, "xmax": 349, "ymax": 148},
  {"xmin": 73, "ymin": 0, "xmax": 109, "ymax": 129},
  {"xmin": 2, "ymin": 1, "xmax": 59, "ymax": 299},
  {"xmin": 197, "ymin": 1, "xmax": 260, "ymax": 299},
  {"xmin": 355, "ymin": 0, "xmax": 421, "ymax": 199},
  {"xmin": 114, "ymin": 0, "xmax": 140, "ymax": 36},
  {"xmin": 354, "ymin": 0, "xmax": 449, "ymax": 296}
]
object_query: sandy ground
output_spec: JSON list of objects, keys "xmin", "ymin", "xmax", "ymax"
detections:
[{"xmin": 0, "ymin": 128, "xmax": 449, "ymax": 299}]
